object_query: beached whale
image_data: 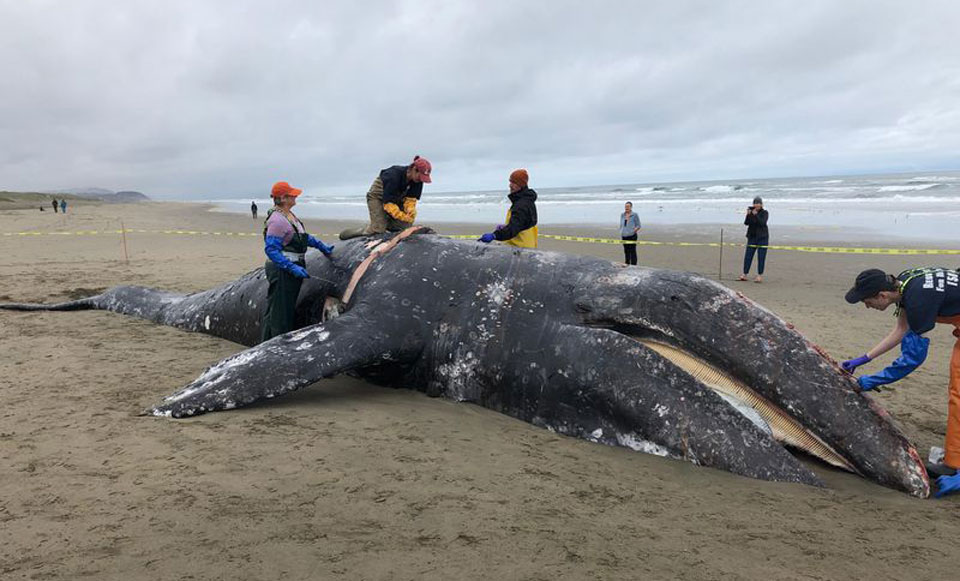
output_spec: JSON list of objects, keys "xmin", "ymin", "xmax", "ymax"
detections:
[{"xmin": 0, "ymin": 228, "xmax": 929, "ymax": 497}]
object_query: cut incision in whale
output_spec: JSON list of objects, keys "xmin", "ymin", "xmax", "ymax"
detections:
[{"xmin": 636, "ymin": 339, "xmax": 857, "ymax": 473}]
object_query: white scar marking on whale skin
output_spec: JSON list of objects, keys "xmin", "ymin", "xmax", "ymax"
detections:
[
  {"xmin": 482, "ymin": 281, "xmax": 512, "ymax": 307},
  {"xmin": 616, "ymin": 433, "xmax": 675, "ymax": 459},
  {"xmin": 164, "ymin": 350, "xmax": 264, "ymax": 402},
  {"xmin": 590, "ymin": 428, "xmax": 603, "ymax": 440},
  {"xmin": 204, "ymin": 315, "xmax": 211, "ymax": 330}
]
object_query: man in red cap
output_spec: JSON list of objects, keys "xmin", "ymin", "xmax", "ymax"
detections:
[
  {"xmin": 339, "ymin": 156, "xmax": 432, "ymax": 240},
  {"xmin": 478, "ymin": 168, "xmax": 538, "ymax": 248}
]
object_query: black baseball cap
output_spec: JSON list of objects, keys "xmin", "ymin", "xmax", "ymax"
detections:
[{"xmin": 845, "ymin": 269, "xmax": 890, "ymax": 303}]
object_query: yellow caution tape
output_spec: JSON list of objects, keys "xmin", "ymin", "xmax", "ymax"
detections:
[
  {"xmin": 3, "ymin": 229, "xmax": 960, "ymax": 256},
  {"xmin": 536, "ymin": 234, "xmax": 960, "ymax": 255}
]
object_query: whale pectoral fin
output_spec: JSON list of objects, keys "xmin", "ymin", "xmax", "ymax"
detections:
[
  {"xmin": 147, "ymin": 314, "xmax": 394, "ymax": 418},
  {"xmin": 518, "ymin": 325, "xmax": 823, "ymax": 486}
]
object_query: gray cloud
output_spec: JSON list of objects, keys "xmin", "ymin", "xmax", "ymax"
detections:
[{"xmin": 1, "ymin": 0, "xmax": 957, "ymax": 197}]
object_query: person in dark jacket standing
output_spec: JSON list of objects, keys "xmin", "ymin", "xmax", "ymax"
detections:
[
  {"xmin": 339, "ymin": 156, "xmax": 432, "ymax": 240},
  {"xmin": 251, "ymin": 201, "xmax": 258, "ymax": 219},
  {"xmin": 740, "ymin": 196, "xmax": 769, "ymax": 283},
  {"xmin": 52, "ymin": 199, "xmax": 58, "ymax": 213},
  {"xmin": 619, "ymin": 201, "xmax": 641, "ymax": 265},
  {"xmin": 479, "ymin": 169, "xmax": 538, "ymax": 248}
]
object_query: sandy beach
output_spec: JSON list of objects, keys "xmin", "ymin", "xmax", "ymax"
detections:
[{"xmin": 3, "ymin": 200, "xmax": 960, "ymax": 580}]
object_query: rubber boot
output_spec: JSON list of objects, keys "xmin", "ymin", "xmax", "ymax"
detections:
[{"xmin": 339, "ymin": 227, "xmax": 366, "ymax": 240}]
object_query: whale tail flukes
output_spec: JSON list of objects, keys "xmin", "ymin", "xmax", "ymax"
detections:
[{"xmin": 0, "ymin": 297, "xmax": 100, "ymax": 311}]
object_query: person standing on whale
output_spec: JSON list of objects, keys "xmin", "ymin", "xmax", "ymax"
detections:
[
  {"xmin": 842, "ymin": 267, "xmax": 960, "ymax": 497},
  {"xmin": 261, "ymin": 181, "xmax": 334, "ymax": 341},
  {"xmin": 339, "ymin": 156, "xmax": 432, "ymax": 240},
  {"xmin": 478, "ymin": 169, "xmax": 538, "ymax": 248}
]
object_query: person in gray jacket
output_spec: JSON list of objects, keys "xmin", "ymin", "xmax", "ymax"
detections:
[{"xmin": 619, "ymin": 201, "xmax": 641, "ymax": 265}]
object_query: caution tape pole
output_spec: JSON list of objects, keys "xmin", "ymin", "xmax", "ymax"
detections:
[
  {"xmin": 120, "ymin": 220, "xmax": 129, "ymax": 264},
  {"xmin": 718, "ymin": 228, "xmax": 724, "ymax": 281}
]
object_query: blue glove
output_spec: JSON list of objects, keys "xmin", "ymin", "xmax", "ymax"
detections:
[
  {"xmin": 264, "ymin": 236, "xmax": 309, "ymax": 278},
  {"xmin": 856, "ymin": 331, "xmax": 929, "ymax": 391},
  {"xmin": 478, "ymin": 233, "xmax": 496, "ymax": 243},
  {"xmin": 307, "ymin": 235, "xmax": 334, "ymax": 256},
  {"xmin": 934, "ymin": 472, "xmax": 960, "ymax": 498},
  {"xmin": 841, "ymin": 354, "xmax": 871, "ymax": 373}
]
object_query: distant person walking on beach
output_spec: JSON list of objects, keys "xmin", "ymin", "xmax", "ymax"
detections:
[
  {"xmin": 60, "ymin": 200, "xmax": 67, "ymax": 214},
  {"xmin": 251, "ymin": 201, "xmax": 258, "ymax": 220},
  {"xmin": 619, "ymin": 201, "xmax": 641, "ymax": 265},
  {"xmin": 339, "ymin": 156, "xmax": 432, "ymax": 240},
  {"xmin": 841, "ymin": 267, "xmax": 960, "ymax": 497},
  {"xmin": 740, "ymin": 196, "xmax": 768, "ymax": 283},
  {"xmin": 261, "ymin": 181, "xmax": 335, "ymax": 342},
  {"xmin": 478, "ymin": 169, "xmax": 538, "ymax": 248},
  {"xmin": 52, "ymin": 199, "xmax": 58, "ymax": 213}
]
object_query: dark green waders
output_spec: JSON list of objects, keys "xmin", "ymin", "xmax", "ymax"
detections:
[
  {"xmin": 260, "ymin": 209, "xmax": 310, "ymax": 342},
  {"xmin": 260, "ymin": 262, "xmax": 304, "ymax": 342}
]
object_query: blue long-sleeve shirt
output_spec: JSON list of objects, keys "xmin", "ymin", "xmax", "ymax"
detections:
[{"xmin": 620, "ymin": 212, "xmax": 640, "ymax": 237}]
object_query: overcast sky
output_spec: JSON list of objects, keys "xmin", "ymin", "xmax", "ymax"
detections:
[{"xmin": 2, "ymin": 0, "xmax": 958, "ymax": 198}]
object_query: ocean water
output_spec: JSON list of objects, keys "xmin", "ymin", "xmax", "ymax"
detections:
[{"xmin": 209, "ymin": 170, "xmax": 960, "ymax": 241}]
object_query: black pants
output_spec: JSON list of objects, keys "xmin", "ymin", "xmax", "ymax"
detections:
[
  {"xmin": 261, "ymin": 261, "xmax": 303, "ymax": 342},
  {"xmin": 622, "ymin": 234, "xmax": 638, "ymax": 265},
  {"xmin": 742, "ymin": 236, "xmax": 768, "ymax": 275}
]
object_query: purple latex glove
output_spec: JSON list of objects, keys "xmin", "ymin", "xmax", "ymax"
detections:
[
  {"xmin": 495, "ymin": 224, "xmax": 506, "ymax": 231},
  {"xmin": 841, "ymin": 354, "xmax": 871, "ymax": 373}
]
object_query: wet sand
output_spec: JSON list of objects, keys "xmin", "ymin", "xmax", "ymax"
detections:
[{"xmin": 2, "ymin": 201, "xmax": 960, "ymax": 580}]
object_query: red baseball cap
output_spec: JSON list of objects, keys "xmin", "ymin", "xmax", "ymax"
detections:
[
  {"xmin": 411, "ymin": 156, "xmax": 432, "ymax": 183},
  {"xmin": 271, "ymin": 181, "xmax": 302, "ymax": 198}
]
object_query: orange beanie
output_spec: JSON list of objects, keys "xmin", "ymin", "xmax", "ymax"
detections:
[{"xmin": 509, "ymin": 169, "xmax": 529, "ymax": 188}]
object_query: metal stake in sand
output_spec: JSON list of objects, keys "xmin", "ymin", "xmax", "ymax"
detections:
[
  {"xmin": 718, "ymin": 228, "xmax": 724, "ymax": 281},
  {"xmin": 120, "ymin": 220, "xmax": 129, "ymax": 264}
]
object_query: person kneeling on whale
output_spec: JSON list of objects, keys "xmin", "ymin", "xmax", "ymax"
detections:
[
  {"xmin": 261, "ymin": 181, "xmax": 334, "ymax": 342},
  {"xmin": 842, "ymin": 267, "xmax": 960, "ymax": 497},
  {"xmin": 478, "ymin": 168, "xmax": 538, "ymax": 248},
  {"xmin": 339, "ymin": 156, "xmax": 432, "ymax": 240}
]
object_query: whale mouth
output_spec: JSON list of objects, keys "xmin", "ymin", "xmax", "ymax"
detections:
[{"xmin": 629, "ymin": 336, "xmax": 858, "ymax": 474}]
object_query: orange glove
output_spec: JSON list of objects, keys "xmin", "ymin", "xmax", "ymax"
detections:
[
  {"xmin": 383, "ymin": 202, "xmax": 414, "ymax": 223},
  {"xmin": 402, "ymin": 197, "xmax": 418, "ymax": 221}
]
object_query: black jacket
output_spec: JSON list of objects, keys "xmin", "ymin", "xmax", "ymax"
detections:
[
  {"xmin": 494, "ymin": 187, "xmax": 538, "ymax": 241},
  {"xmin": 744, "ymin": 208, "xmax": 769, "ymax": 239},
  {"xmin": 380, "ymin": 165, "xmax": 423, "ymax": 206}
]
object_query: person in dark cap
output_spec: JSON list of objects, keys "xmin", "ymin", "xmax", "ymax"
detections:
[
  {"xmin": 478, "ymin": 168, "xmax": 538, "ymax": 248},
  {"xmin": 739, "ymin": 196, "xmax": 768, "ymax": 283},
  {"xmin": 842, "ymin": 267, "xmax": 960, "ymax": 497}
]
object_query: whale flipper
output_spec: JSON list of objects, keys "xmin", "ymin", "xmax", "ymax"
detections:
[
  {"xmin": 471, "ymin": 323, "xmax": 823, "ymax": 486},
  {"xmin": 147, "ymin": 312, "xmax": 403, "ymax": 418}
]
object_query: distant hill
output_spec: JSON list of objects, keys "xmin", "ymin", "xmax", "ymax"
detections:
[
  {"xmin": 106, "ymin": 191, "xmax": 150, "ymax": 203},
  {"xmin": 48, "ymin": 188, "xmax": 151, "ymax": 203},
  {"xmin": 59, "ymin": 187, "xmax": 115, "ymax": 196}
]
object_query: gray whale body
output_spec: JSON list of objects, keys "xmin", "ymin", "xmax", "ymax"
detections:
[{"xmin": 0, "ymin": 229, "xmax": 930, "ymax": 497}]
